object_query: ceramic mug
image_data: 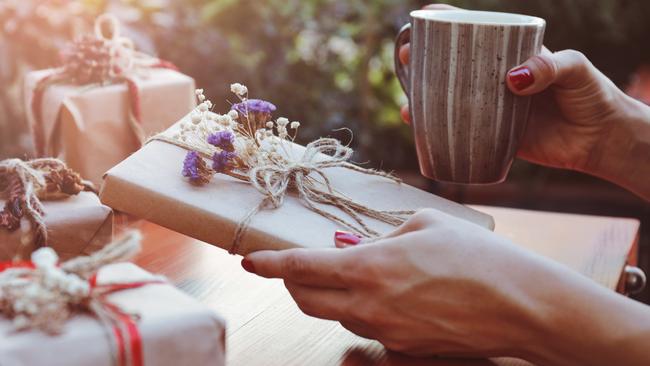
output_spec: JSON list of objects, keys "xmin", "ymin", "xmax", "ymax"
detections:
[{"xmin": 395, "ymin": 10, "xmax": 545, "ymax": 184}]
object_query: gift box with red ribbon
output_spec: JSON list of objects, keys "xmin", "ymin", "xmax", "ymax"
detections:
[
  {"xmin": 0, "ymin": 244, "xmax": 226, "ymax": 366},
  {"xmin": 23, "ymin": 15, "xmax": 196, "ymax": 185}
]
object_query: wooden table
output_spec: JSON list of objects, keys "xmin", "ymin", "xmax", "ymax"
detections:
[{"xmin": 131, "ymin": 206, "xmax": 640, "ymax": 366}]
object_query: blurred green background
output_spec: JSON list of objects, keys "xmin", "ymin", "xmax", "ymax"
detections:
[{"xmin": 1, "ymin": 0, "xmax": 649, "ymax": 301}]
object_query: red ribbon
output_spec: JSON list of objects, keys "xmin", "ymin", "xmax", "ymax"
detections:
[{"xmin": 2, "ymin": 263, "xmax": 164, "ymax": 366}]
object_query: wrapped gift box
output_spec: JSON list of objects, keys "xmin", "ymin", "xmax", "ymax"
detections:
[
  {"xmin": 0, "ymin": 262, "xmax": 226, "ymax": 366},
  {"xmin": 100, "ymin": 115, "xmax": 494, "ymax": 255},
  {"xmin": 0, "ymin": 191, "xmax": 113, "ymax": 261},
  {"xmin": 24, "ymin": 68, "xmax": 196, "ymax": 185}
]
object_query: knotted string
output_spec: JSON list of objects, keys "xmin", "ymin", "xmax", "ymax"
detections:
[
  {"xmin": 0, "ymin": 158, "xmax": 94, "ymax": 260},
  {"xmin": 149, "ymin": 134, "xmax": 416, "ymax": 254},
  {"xmin": 0, "ymin": 231, "xmax": 160, "ymax": 366},
  {"xmin": 31, "ymin": 14, "xmax": 178, "ymax": 156}
]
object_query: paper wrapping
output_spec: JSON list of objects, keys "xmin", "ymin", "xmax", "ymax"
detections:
[
  {"xmin": 24, "ymin": 68, "xmax": 196, "ymax": 185},
  {"xmin": 0, "ymin": 262, "xmax": 226, "ymax": 366},
  {"xmin": 100, "ymin": 116, "xmax": 495, "ymax": 255},
  {"xmin": 0, "ymin": 192, "xmax": 113, "ymax": 261}
]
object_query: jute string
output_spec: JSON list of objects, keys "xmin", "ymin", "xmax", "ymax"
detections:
[
  {"xmin": 149, "ymin": 134, "xmax": 415, "ymax": 253},
  {"xmin": 0, "ymin": 158, "xmax": 94, "ymax": 259}
]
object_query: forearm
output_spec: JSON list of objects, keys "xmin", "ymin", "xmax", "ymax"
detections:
[
  {"xmin": 519, "ymin": 256, "xmax": 650, "ymax": 366},
  {"xmin": 585, "ymin": 95, "xmax": 650, "ymax": 200}
]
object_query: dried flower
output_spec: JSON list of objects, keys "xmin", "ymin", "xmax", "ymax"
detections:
[
  {"xmin": 276, "ymin": 117, "xmax": 289, "ymax": 127},
  {"xmin": 230, "ymin": 83, "xmax": 248, "ymax": 96},
  {"xmin": 212, "ymin": 151, "xmax": 237, "ymax": 173},
  {"xmin": 231, "ymin": 99, "xmax": 277, "ymax": 115},
  {"xmin": 207, "ymin": 131, "xmax": 235, "ymax": 152},
  {"xmin": 182, "ymin": 151, "xmax": 212, "ymax": 185},
  {"xmin": 228, "ymin": 110, "xmax": 239, "ymax": 120},
  {"xmin": 231, "ymin": 99, "xmax": 277, "ymax": 131},
  {"xmin": 290, "ymin": 121, "xmax": 301, "ymax": 129}
]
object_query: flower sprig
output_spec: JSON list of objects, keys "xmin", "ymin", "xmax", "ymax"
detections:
[{"xmin": 178, "ymin": 84, "xmax": 302, "ymax": 185}]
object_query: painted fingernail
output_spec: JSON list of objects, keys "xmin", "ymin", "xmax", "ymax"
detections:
[
  {"xmin": 334, "ymin": 231, "xmax": 361, "ymax": 245},
  {"xmin": 508, "ymin": 66, "xmax": 534, "ymax": 90},
  {"xmin": 241, "ymin": 258, "xmax": 256, "ymax": 273}
]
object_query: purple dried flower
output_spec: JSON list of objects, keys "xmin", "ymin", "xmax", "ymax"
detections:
[
  {"xmin": 182, "ymin": 151, "xmax": 212, "ymax": 185},
  {"xmin": 231, "ymin": 99, "xmax": 277, "ymax": 115},
  {"xmin": 207, "ymin": 131, "xmax": 235, "ymax": 152},
  {"xmin": 211, "ymin": 151, "xmax": 237, "ymax": 173},
  {"xmin": 231, "ymin": 99, "xmax": 277, "ymax": 131}
]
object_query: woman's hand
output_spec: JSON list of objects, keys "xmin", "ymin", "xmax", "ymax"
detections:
[
  {"xmin": 242, "ymin": 210, "xmax": 650, "ymax": 366},
  {"xmin": 245, "ymin": 210, "xmax": 549, "ymax": 359},
  {"xmin": 401, "ymin": 4, "xmax": 650, "ymax": 200}
]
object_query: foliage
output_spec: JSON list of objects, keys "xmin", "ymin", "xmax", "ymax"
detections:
[{"xmin": 2, "ymin": 0, "xmax": 649, "ymax": 171}]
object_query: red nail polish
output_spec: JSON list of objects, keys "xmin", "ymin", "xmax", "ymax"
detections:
[
  {"xmin": 508, "ymin": 66, "xmax": 534, "ymax": 91},
  {"xmin": 335, "ymin": 231, "xmax": 361, "ymax": 245},
  {"xmin": 241, "ymin": 258, "xmax": 256, "ymax": 273}
]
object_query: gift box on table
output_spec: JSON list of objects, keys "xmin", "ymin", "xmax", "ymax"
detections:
[
  {"xmin": 24, "ymin": 68, "xmax": 196, "ymax": 185},
  {"xmin": 0, "ymin": 262, "xmax": 226, "ymax": 366},
  {"xmin": 1, "ymin": 158, "xmax": 113, "ymax": 261},
  {"xmin": 0, "ymin": 191, "xmax": 113, "ymax": 262},
  {"xmin": 99, "ymin": 110, "xmax": 494, "ymax": 255}
]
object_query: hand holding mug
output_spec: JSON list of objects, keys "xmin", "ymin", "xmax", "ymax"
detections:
[{"xmin": 400, "ymin": 4, "xmax": 649, "ymax": 194}]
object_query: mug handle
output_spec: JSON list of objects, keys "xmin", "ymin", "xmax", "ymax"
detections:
[{"xmin": 394, "ymin": 23, "xmax": 411, "ymax": 99}]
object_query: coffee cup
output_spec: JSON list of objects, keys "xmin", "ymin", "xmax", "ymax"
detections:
[{"xmin": 395, "ymin": 10, "xmax": 545, "ymax": 184}]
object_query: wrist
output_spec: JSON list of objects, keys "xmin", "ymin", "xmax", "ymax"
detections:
[
  {"xmin": 518, "ymin": 254, "xmax": 650, "ymax": 366},
  {"xmin": 582, "ymin": 94, "xmax": 650, "ymax": 200}
]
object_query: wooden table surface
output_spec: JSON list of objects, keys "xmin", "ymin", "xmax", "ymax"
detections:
[{"xmin": 131, "ymin": 206, "xmax": 640, "ymax": 366}]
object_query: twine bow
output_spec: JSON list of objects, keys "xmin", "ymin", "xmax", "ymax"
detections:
[
  {"xmin": 31, "ymin": 14, "xmax": 178, "ymax": 156},
  {"xmin": 0, "ymin": 158, "xmax": 94, "ymax": 260},
  {"xmin": 151, "ymin": 134, "xmax": 416, "ymax": 254},
  {"xmin": 0, "ymin": 231, "xmax": 161, "ymax": 366}
]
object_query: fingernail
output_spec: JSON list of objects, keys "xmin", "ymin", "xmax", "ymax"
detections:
[
  {"xmin": 334, "ymin": 231, "xmax": 361, "ymax": 245},
  {"xmin": 241, "ymin": 258, "xmax": 256, "ymax": 273},
  {"xmin": 508, "ymin": 66, "xmax": 534, "ymax": 90}
]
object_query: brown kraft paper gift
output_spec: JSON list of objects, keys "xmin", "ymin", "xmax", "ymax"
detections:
[
  {"xmin": 24, "ymin": 68, "xmax": 196, "ymax": 185},
  {"xmin": 0, "ymin": 192, "xmax": 113, "ymax": 261},
  {"xmin": 0, "ymin": 263, "xmax": 226, "ymax": 366},
  {"xmin": 100, "ymin": 116, "xmax": 494, "ymax": 255}
]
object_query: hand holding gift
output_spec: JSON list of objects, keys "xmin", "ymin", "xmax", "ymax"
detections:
[{"xmin": 102, "ymin": 84, "xmax": 493, "ymax": 255}]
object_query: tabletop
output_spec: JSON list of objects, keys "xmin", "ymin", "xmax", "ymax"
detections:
[{"xmin": 131, "ymin": 205, "xmax": 640, "ymax": 366}]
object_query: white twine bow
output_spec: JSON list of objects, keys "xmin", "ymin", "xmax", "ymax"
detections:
[
  {"xmin": 231, "ymin": 137, "xmax": 415, "ymax": 253},
  {"xmin": 94, "ymin": 13, "xmax": 162, "ymax": 79}
]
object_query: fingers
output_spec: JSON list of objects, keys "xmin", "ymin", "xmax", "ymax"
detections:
[
  {"xmin": 398, "ymin": 43, "xmax": 409, "ymax": 65},
  {"xmin": 380, "ymin": 208, "xmax": 442, "ymax": 240},
  {"xmin": 243, "ymin": 248, "xmax": 354, "ymax": 288},
  {"xmin": 334, "ymin": 230, "xmax": 363, "ymax": 248},
  {"xmin": 507, "ymin": 49, "xmax": 594, "ymax": 96},
  {"xmin": 400, "ymin": 104, "xmax": 411, "ymax": 124},
  {"xmin": 284, "ymin": 281, "xmax": 351, "ymax": 320}
]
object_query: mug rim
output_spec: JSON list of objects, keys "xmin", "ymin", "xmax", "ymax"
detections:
[{"xmin": 410, "ymin": 9, "xmax": 545, "ymax": 27}]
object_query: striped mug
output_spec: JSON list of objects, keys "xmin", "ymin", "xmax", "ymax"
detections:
[{"xmin": 395, "ymin": 10, "xmax": 545, "ymax": 184}]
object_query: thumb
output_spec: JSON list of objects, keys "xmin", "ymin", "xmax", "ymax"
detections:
[{"xmin": 506, "ymin": 49, "xmax": 594, "ymax": 96}]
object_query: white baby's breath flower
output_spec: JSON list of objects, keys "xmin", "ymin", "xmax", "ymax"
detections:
[
  {"xmin": 230, "ymin": 83, "xmax": 248, "ymax": 96},
  {"xmin": 190, "ymin": 113, "xmax": 202, "ymax": 124},
  {"xmin": 276, "ymin": 117, "xmax": 289, "ymax": 127},
  {"xmin": 31, "ymin": 247, "xmax": 58, "ymax": 269},
  {"xmin": 13, "ymin": 315, "xmax": 29, "ymax": 329},
  {"xmin": 216, "ymin": 114, "xmax": 232, "ymax": 126},
  {"xmin": 266, "ymin": 121, "xmax": 274, "ymax": 129},
  {"xmin": 195, "ymin": 88, "xmax": 204, "ymax": 96},
  {"xmin": 228, "ymin": 110, "xmax": 239, "ymax": 120},
  {"xmin": 198, "ymin": 103, "xmax": 209, "ymax": 112},
  {"xmin": 290, "ymin": 121, "xmax": 300, "ymax": 129}
]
